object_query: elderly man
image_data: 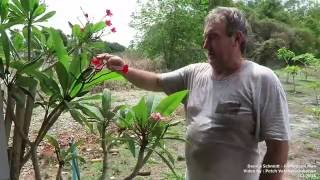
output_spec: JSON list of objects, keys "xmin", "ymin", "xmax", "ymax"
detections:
[{"xmin": 99, "ymin": 6, "xmax": 290, "ymax": 180}]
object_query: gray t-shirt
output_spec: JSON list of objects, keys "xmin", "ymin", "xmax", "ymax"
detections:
[{"xmin": 159, "ymin": 60, "xmax": 290, "ymax": 180}]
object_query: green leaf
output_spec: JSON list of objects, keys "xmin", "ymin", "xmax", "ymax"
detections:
[
  {"xmin": 33, "ymin": 4, "xmax": 46, "ymax": 20},
  {"xmin": 146, "ymin": 95, "xmax": 161, "ymax": 115},
  {"xmin": 77, "ymin": 103, "xmax": 104, "ymax": 121},
  {"xmin": 83, "ymin": 71, "xmax": 122, "ymax": 91},
  {"xmin": 102, "ymin": 89, "xmax": 111, "ymax": 116},
  {"xmin": 125, "ymin": 135, "xmax": 136, "ymax": 158},
  {"xmin": 55, "ymin": 62, "xmax": 69, "ymax": 96},
  {"xmin": 45, "ymin": 134, "xmax": 60, "ymax": 150},
  {"xmin": 15, "ymin": 75, "xmax": 37, "ymax": 88},
  {"xmin": 20, "ymin": 0, "xmax": 30, "ymax": 12},
  {"xmin": 31, "ymin": 70, "xmax": 62, "ymax": 96},
  {"xmin": 132, "ymin": 97, "xmax": 148, "ymax": 127},
  {"xmin": 8, "ymin": 3, "xmax": 24, "ymax": 19},
  {"xmin": 12, "ymin": 0, "xmax": 23, "ymax": 12},
  {"xmin": 0, "ymin": 57, "xmax": 4, "ymax": 78},
  {"xmin": 19, "ymin": 59, "xmax": 44, "ymax": 74},
  {"xmin": 74, "ymin": 94, "xmax": 102, "ymax": 102},
  {"xmin": 69, "ymin": 109, "xmax": 85, "ymax": 126},
  {"xmin": 11, "ymin": 30, "xmax": 24, "ymax": 51},
  {"xmin": 155, "ymin": 90, "xmax": 188, "ymax": 116},
  {"xmin": 72, "ymin": 24, "xmax": 81, "ymax": 38},
  {"xmin": 1, "ymin": 31, "xmax": 10, "ymax": 68},
  {"xmin": 34, "ymin": 11, "xmax": 56, "ymax": 22},
  {"xmin": 117, "ymin": 108, "xmax": 134, "ymax": 129},
  {"xmin": 69, "ymin": 51, "xmax": 88, "ymax": 79},
  {"xmin": 0, "ymin": 0, "xmax": 9, "ymax": 21},
  {"xmin": 91, "ymin": 21, "xmax": 106, "ymax": 33},
  {"xmin": 47, "ymin": 28, "xmax": 70, "ymax": 69},
  {"xmin": 153, "ymin": 149, "xmax": 178, "ymax": 178},
  {"xmin": 160, "ymin": 146, "xmax": 175, "ymax": 165}
]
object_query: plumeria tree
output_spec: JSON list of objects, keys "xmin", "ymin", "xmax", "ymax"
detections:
[
  {"xmin": 292, "ymin": 53, "xmax": 319, "ymax": 80},
  {"xmin": 284, "ymin": 65, "xmax": 301, "ymax": 92},
  {"xmin": 0, "ymin": 0, "xmax": 121, "ymax": 179},
  {"xmin": 277, "ymin": 47, "xmax": 296, "ymax": 83},
  {"xmin": 116, "ymin": 90, "xmax": 188, "ymax": 180}
]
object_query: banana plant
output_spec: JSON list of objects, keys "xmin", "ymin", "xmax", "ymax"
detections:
[
  {"xmin": 116, "ymin": 90, "xmax": 188, "ymax": 180},
  {"xmin": 0, "ymin": 0, "xmax": 122, "ymax": 179}
]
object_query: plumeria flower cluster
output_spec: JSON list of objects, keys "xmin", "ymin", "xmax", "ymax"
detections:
[
  {"xmin": 105, "ymin": 9, "xmax": 116, "ymax": 33},
  {"xmin": 79, "ymin": 8, "xmax": 117, "ymax": 33},
  {"xmin": 150, "ymin": 112, "xmax": 165, "ymax": 122}
]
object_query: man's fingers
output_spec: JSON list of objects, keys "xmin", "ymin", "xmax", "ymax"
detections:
[{"xmin": 96, "ymin": 53, "xmax": 113, "ymax": 59}]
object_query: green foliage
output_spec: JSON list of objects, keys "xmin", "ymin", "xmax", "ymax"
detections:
[
  {"xmin": 131, "ymin": 0, "xmax": 206, "ymax": 69},
  {"xmin": 117, "ymin": 90, "xmax": 188, "ymax": 179},
  {"xmin": 277, "ymin": 47, "xmax": 295, "ymax": 65},
  {"xmin": 284, "ymin": 65, "xmax": 301, "ymax": 92}
]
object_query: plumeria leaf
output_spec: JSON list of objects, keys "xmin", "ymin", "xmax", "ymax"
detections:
[
  {"xmin": 124, "ymin": 134, "xmax": 136, "ymax": 158},
  {"xmin": 0, "ymin": 31, "xmax": 10, "ymax": 68},
  {"xmin": 83, "ymin": 71, "xmax": 122, "ymax": 91},
  {"xmin": 92, "ymin": 21, "xmax": 106, "ymax": 33},
  {"xmin": 47, "ymin": 28, "xmax": 69, "ymax": 69},
  {"xmin": 155, "ymin": 90, "xmax": 188, "ymax": 116},
  {"xmin": 72, "ymin": 24, "xmax": 81, "ymax": 38},
  {"xmin": 77, "ymin": 103, "xmax": 104, "ymax": 121},
  {"xmin": 69, "ymin": 109, "xmax": 85, "ymax": 126},
  {"xmin": 0, "ymin": 58, "xmax": 4, "ymax": 78},
  {"xmin": 15, "ymin": 75, "xmax": 37, "ymax": 88},
  {"xmin": 20, "ymin": 0, "xmax": 31, "ymax": 12},
  {"xmin": 55, "ymin": 61, "xmax": 69, "ymax": 95},
  {"xmin": 34, "ymin": 11, "xmax": 56, "ymax": 22},
  {"xmin": 159, "ymin": 146, "xmax": 175, "ymax": 165},
  {"xmin": 74, "ymin": 94, "xmax": 102, "ymax": 102},
  {"xmin": 132, "ymin": 97, "xmax": 148, "ymax": 127},
  {"xmin": 0, "ymin": 0, "xmax": 9, "ymax": 21},
  {"xmin": 102, "ymin": 89, "xmax": 111, "ymax": 117},
  {"xmin": 33, "ymin": 4, "xmax": 45, "ymax": 18},
  {"xmin": 152, "ymin": 149, "xmax": 178, "ymax": 178},
  {"xmin": 45, "ymin": 134, "xmax": 60, "ymax": 150}
]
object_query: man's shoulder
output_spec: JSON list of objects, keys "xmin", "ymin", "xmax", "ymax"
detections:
[
  {"xmin": 246, "ymin": 60, "xmax": 282, "ymax": 87},
  {"xmin": 185, "ymin": 62, "xmax": 211, "ymax": 72},
  {"xmin": 247, "ymin": 60, "xmax": 278, "ymax": 80}
]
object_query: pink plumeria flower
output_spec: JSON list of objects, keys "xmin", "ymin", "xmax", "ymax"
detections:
[{"xmin": 150, "ymin": 112, "xmax": 164, "ymax": 122}]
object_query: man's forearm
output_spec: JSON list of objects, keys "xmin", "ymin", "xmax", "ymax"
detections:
[
  {"xmin": 122, "ymin": 67, "xmax": 162, "ymax": 91},
  {"xmin": 260, "ymin": 140, "xmax": 289, "ymax": 180},
  {"xmin": 259, "ymin": 152, "xmax": 285, "ymax": 180}
]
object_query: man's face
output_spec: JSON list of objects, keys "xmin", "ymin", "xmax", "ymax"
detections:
[{"xmin": 203, "ymin": 21, "xmax": 235, "ymax": 68}]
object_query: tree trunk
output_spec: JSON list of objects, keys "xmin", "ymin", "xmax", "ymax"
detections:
[
  {"xmin": 5, "ymin": 88, "xmax": 15, "ymax": 145},
  {"xmin": 20, "ymin": 83, "xmax": 37, "ymax": 162},
  {"xmin": 101, "ymin": 124, "xmax": 108, "ymax": 180},
  {"xmin": 10, "ymin": 89, "xmax": 26, "ymax": 180},
  {"xmin": 0, "ymin": 84, "xmax": 10, "ymax": 179}
]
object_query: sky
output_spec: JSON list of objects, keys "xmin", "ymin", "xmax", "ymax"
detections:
[{"xmin": 43, "ymin": 0, "xmax": 138, "ymax": 47}]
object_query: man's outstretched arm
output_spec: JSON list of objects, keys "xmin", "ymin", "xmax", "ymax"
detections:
[{"xmin": 97, "ymin": 54, "xmax": 163, "ymax": 91}]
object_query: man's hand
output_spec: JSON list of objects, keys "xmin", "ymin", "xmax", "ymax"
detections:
[
  {"xmin": 97, "ymin": 53, "xmax": 126, "ymax": 73},
  {"xmin": 260, "ymin": 140, "xmax": 289, "ymax": 180}
]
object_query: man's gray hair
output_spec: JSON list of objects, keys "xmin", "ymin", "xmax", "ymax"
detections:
[{"xmin": 205, "ymin": 7, "xmax": 250, "ymax": 54}]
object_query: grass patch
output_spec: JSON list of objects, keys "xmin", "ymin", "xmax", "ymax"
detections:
[{"xmin": 309, "ymin": 129, "xmax": 320, "ymax": 139}]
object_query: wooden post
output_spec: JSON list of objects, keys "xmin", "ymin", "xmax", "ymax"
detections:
[{"xmin": 0, "ymin": 86, "xmax": 10, "ymax": 179}]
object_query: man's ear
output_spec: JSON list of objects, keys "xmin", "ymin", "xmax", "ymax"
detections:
[{"xmin": 234, "ymin": 31, "xmax": 244, "ymax": 46}]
